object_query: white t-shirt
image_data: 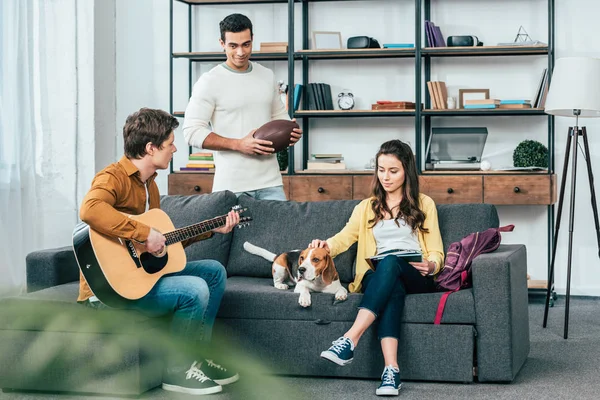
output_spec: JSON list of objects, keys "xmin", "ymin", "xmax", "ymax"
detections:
[
  {"xmin": 182, "ymin": 62, "xmax": 290, "ymax": 193},
  {"xmin": 372, "ymin": 219, "xmax": 421, "ymax": 254}
]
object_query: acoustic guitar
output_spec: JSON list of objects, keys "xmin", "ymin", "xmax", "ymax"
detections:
[{"xmin": 72, "ymin": 205, "xmax": 251, "ymax": 308}]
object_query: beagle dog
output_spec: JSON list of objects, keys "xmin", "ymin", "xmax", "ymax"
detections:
[{"xmin": 243, "ymin": 241, "xmax": 348, "ymax": 307}]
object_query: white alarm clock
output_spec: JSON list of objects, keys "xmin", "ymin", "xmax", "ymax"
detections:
[{"xmin": 338, "ymin": 91, "xmax": 355, "ymax": 110}]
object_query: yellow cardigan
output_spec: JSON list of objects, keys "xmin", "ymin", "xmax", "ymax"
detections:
[{"xmin": 326, "ymin": 194, "xmax": 445, "ymax": 293}]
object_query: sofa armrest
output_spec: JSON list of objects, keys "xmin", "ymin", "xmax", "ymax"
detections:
[
  {"xmin": 26, "ymin": 246, "xmax": 79, "ymax": 293},
  {"xmin": 471, "ymin": 244, "xmax": 530, "ymax": 382}
]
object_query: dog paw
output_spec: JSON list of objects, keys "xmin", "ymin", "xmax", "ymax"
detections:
[
  {"xmin": 274, "ymin": 283, "xmax": 289, "ymax": 290},
  {"xmin": 299, "ymin": 292, "xmax": 312, "ymax": 308},
  {"xmin": 335, "ymin": 288, "xmax": 348, "ymax": 302}
]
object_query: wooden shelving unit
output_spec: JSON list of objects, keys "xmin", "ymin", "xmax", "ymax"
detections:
[{"xmin": 169, "ymin": 0, "xmax": 557, "ymax": 300}]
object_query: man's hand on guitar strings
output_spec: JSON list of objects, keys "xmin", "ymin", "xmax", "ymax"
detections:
[
  {"xmin": 212, "ymin": 210, "xmax": 240, "ymax": 235},
  {"xmin": 146, "ymin": 228, "xmax": 166, "ymax": 255}
]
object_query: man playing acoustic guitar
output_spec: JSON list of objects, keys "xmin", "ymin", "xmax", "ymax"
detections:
[{"xmin": 77, "ymin": 108, "xmax": 239, "ymax": 396}]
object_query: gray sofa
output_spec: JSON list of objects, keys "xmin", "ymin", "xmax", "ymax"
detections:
[{"xmin": 0, "ymin": 191, "xmax": 530, "ymax": 395}]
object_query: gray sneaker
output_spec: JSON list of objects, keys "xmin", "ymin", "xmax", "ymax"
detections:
[{"xmin": 162, "ymin": 361, "xmax": 222, "ymax": 395}]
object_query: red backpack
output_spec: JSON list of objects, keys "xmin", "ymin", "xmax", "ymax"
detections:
[{"xmin": 434, "ymin": 224, "xmax": 515, "ymax": 325}]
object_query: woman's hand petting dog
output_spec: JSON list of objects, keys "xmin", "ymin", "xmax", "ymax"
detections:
[{"xmin": 309, "ymin": 239, "xmax": 330, "ymax": 253}]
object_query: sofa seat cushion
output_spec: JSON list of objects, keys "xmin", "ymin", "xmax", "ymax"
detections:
[
  {"xmin": 218, "ymin": 277, "xmax": 476, "ymax": 324},
  {"xmin": 0, "ymin": 283, "xmax": 165, "ymax": 334},
  {"xmin": 227, "ymin": 196, "xmax": 361, "ymax": 283}
]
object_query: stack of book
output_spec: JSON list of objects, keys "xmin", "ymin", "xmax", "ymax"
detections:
[
  {"xmin": 259, "ymin": 42, "xmax": 288, "ymax": 53},
  {"xmin": 464, "ymin": 99, "xmax": 500, "ymax": 109},
  {"xmin": 426, "ymin": 81, "xmax": 448, "ymax": 109},
  {"xmin": 306, "ymin": 154, "xmax": 346, "ymax": 170},
  {"xmin": 180, "ymin": 152, "xmax": 215, "ymax": 172}
]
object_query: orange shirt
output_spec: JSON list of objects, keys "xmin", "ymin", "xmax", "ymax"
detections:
[{"xmin": 77, "ymin": 156, "xmax": 160, "ymax": 302}]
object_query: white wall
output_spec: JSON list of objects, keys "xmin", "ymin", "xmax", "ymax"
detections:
[{"xmin": 113, "ymin": 0, "xmax": 600, "ymax": 296}]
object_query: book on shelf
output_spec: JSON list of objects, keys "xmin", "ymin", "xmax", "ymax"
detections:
[
  {"xmin": 309, "ymin": 157, "xmax": 343, "ymax": 162},
  {"xmin": 371, "ymin": 101, "xmax": 416, "ymax": 110},
  {"xmin": 464, "ymin": 104, "xmax": 498, "ymax": 109},
  {"xmin": 533, "ymin": 68, "xmax": 549, "ymax": 108},
  {"xmin": 304, "ymin": 83, "xmax": 334, "ymax": 111},
  {"xmin": 306, "ymin": 161, "xmax": 347, "ymax": 170},
  {"xmin": 425, "ymin": 21, "xmax": 446, "ymax": 47},
  {"xmin": 366, "ymin": 249, "xmax": 423, "ymax": 270},
  {"xmin": 180, "ymin": 167, "xmax": 213, "ymax": 172},
  {"xmin": 498, "ymin": 103, "xmax": 532, "ymax": 109},
  {"xmin": 382, "ymin": 43, "xmax": 415, "ymax": 48},
  {"xmin": 426, "ymin": 81, "xmax": 447, "ymax": 109},
  {"xmin": 312, "ymin": 153, "xmax": 343, "ymax": 159},
  {"xmin": 500, "ymin": 100, "xmax": 531, "ymax": 105},
  {"xmin": 465, "ymin": 99, "xmax": 501, "ymax": 105},
  {"xmin": 259, "ymin": 42, "xmax": 288, "ymax": 52}
]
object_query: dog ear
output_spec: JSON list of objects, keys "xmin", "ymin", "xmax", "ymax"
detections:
[{"xmin": 321, "ymin": 254, "xmax": 337, "ymax": 286}]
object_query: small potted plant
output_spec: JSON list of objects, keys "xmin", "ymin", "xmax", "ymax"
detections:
[
  {"xmin": 277, "ymin": 149, "xmax": 289, "ymax": 171},
  {"xmin": 513, "ymin": 140, "xmax": 549, "ymax": 168}
]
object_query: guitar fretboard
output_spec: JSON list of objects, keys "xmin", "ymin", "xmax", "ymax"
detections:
[{"xmin": 164, "ymin": 215, "xmax": 227, "ymax": 245}]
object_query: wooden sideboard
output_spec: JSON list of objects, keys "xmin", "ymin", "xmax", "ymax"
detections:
[{"xmin": 168, "ymin": 172, "xmax": 557, "ymax": 205}]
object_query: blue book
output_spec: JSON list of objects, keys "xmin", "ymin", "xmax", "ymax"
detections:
[
  {"xmin": 464, "ymin": 104, "xmax": 498, "ymax": 109},
  {"xmin": 293, "ymin": 84, "xmax": 303, "ymax": 111},
  {"xmin": 500, "ymin": 100, "xmax": 531, "ymax": 105},
  {"xmin": 383, "ymin": 44, "xmax": 415, "ymax": 48}
]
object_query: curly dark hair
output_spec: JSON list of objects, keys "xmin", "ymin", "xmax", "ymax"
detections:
[
  {"xmin": 368, "ymin": 140, "xmax": 428, "ymax": 233},
  {"xmin": 219, "ymin": 14, "xmax": 253, "ymax": 42},
  {"xmin": 123, "ymin": 108, "xmax": 179, "ymax": 159}
]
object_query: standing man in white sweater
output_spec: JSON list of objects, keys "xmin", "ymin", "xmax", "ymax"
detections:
[{"xmin": 183, "ymin": 13, "xmax": 302, "ymax": 201}]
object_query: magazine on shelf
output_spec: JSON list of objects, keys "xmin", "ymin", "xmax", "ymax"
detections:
[{"xmin": 366, "ymin": 249, "xmax": 423, "ymax": 270}]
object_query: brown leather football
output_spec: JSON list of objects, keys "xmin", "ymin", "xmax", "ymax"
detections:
[{"xmin": 253, "ymin": 119, "xmax": 299, "ymax": 153}]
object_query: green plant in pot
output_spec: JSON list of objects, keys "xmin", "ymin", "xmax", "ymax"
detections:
[
  {"xmin": 277, "ymin": 149, "xmax": 289, "ymax": 171},
  {"xmin": 513, "ymin": 140, "xmax": 549, "ymax": 168}
]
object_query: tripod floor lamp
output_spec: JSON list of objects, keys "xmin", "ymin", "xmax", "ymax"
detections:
[{"xmin": 543, "ymin": 57, "xmax": 600, "ymax": 339}]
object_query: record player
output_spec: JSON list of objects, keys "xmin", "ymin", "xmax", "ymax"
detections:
[{"xmin": 425, "ymin": 127, "xmax": 488, "ymax": 171}]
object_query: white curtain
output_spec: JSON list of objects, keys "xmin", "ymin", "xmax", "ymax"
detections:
[{"xmin": 0, "ymin": 0, "xmax": 93, "ymax": 298}]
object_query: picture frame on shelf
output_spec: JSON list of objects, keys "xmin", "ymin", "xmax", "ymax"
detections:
[
  {"xmin": 312, "ymin": 31, "xmax": 343, "ymax": 50},
  {"xmin": 458, "ymin": 89, "xmax": 490, "ymax": 108}
]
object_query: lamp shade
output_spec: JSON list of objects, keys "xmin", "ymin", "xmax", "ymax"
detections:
[{"xmin": 544, "ymin": 57, "xmax": 600, "ymax": 118}]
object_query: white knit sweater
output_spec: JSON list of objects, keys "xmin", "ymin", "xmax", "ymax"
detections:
[{"xmin": 182, "ymin": 62, "xmax": 290, "ymax": 193}]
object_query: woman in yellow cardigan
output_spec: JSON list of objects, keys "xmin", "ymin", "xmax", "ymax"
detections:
[{"xmin": 311, "ymin": 140, "xmax": 444, "ymax": 396}]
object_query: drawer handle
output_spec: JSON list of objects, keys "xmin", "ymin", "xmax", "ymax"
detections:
[
  {"xmin": 194, "ymin": 185, "xmax": 201, "ymax": 192},
  {"xmin": 317, "ymin": 187, "xmax": 325, "ymax": 193},
  {"xmin": 447, "ymin": 188, "xmax": 454, "ymax": 194},
  {"xmin": 514, "ymin": 187, "xmax": 520, "ymax": 193}
]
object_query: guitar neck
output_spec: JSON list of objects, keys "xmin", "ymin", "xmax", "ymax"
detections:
[{"xmin": 164, "ymin": 214, "xmax": 227, "ymax": 245}]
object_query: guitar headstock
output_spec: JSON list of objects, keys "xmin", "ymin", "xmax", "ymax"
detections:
[
  {"xmin": 237, "ymin": 216, "xmax": 253, "ymax": 229},
  {"xmin": 232, "ymin": 205, "xmax": 252, "ymax": 228}
]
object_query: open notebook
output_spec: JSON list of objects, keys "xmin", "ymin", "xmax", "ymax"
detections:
[{"xmin": 366, "ymin": 249, "xmax": 423, "ymax": 270}]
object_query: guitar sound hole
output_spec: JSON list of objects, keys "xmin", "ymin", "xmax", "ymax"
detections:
[{"xmin": 139, "ymin": 252, "xmax": 169, "ymax": 274}]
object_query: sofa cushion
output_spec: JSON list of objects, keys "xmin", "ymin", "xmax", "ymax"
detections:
[
  {"xmin": 227, "ymin": 196, "xmax": 360, "ymax": 283},
  {"xmin": 0, "ymin": 283, "xmax": 165, "ymax": 334},
  {"xmin": 437, "ymin": 203, "xmax": 499, "ymax": 252},
  {"xmin": 217, "ymin": 276, "xmax": 476, "ymax": 324},
  {"xmin": 160, "ymin": 191, "xmax": 238, "ymax": 266}
]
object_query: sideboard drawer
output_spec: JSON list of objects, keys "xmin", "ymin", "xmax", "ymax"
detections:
[
  {"xmin": 484, "ymin": 175, "xmax": 556, "ymax": 205},
  {"xmin": 353, "ymin": 175, "xmax": 373, "ymax": 200},
  {"xmin": 290, "ymin": 176, "xmax": 352, "ymax": 201},
  {"xmin": 168, "ymin": 173, "xmax": 214, "ymax": 195},
  {"xmin": 419, "ymin": 176, "xmax": 483, "ymax": 204}
]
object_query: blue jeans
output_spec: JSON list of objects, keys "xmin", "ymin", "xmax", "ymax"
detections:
[
  {"xmin": 360, "ymin": 255, "xmax": 436, "ymax": 340},
  {"xmin": 234, "ymin": 185, "xmax": 287, "ymax": 201},
  {"xmin": 125, "ymin": 260, "xmax": 226, "ymax": 344}
]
